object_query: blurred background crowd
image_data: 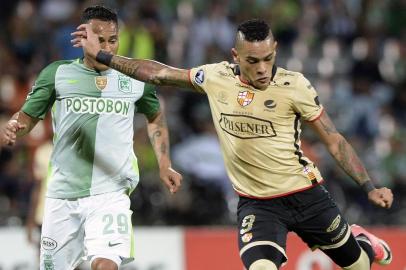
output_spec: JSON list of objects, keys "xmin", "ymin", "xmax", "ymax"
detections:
[{"xmin": 0, "ymin": 0, "xmax": 405, "ymax": 230}]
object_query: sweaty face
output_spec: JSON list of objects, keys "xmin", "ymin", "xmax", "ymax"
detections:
[
  {"xmin": 232, "ymin": 38, "xmax": 277, "ymax": 90},
  {"xmin": 86, "ymin": 19, "xmax": 119, "ymax": 71}
]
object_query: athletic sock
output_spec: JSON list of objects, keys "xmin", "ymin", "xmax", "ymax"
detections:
[{"xmin": 356, "ymin": 236, "xmax": 374, "ymax": 265}]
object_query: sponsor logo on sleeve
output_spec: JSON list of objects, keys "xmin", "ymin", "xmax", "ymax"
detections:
[{"xmin": 194, "ymin": 69, "xmax": 205, "ymax": 85}]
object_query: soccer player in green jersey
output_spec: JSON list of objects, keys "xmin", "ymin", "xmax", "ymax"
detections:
[
  {"xmin": 0, "ymin": 6, "xmax": 182, "ymax": 270},
  {"xmin": 73, "ymin": 19, "xmax": 393, "ymax": 269}
]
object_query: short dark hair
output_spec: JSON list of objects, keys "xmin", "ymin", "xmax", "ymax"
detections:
[
  {"xmin": 237, "ymin": 19, "xmax": 272, "ymax": 42},
  {"xmin": 81, "ymin": 5, "xmax": 118, "ymax": 24}
]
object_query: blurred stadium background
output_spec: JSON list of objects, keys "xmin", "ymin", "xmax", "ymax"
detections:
[{"xmin": 0, "ymin": 0, "xmax": 405, "ymax": 269}]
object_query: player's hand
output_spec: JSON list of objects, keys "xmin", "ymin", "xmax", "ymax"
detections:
[
  {"xmin": 71, "ymin": 24, "xmax": 100, "ymax": 59},
  {"xmin": 26, "ymin": 221, "xmax": 36, "ymax": 245},
  {"xmin": 0, "ymin": 119, "xmax": 26, "ymax": 146},
  {"xmin": 368, "ymin": 187, "xmax": 393, "ymax": 209},
  {"xmin": 159, "ymin": 166, "xmax": 182, "ymax": 194}
]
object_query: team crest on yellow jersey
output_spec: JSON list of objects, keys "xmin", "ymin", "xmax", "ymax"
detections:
[
  {"xmin": 95, "ymin": 76, "xmax": 107, "ymax": 90},
  {"xmin": 237, "ymin": 91, "xmax": 255, "ymax": 107}
]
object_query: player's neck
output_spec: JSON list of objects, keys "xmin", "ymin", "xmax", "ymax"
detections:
[
  {"xmin": 83, "ymin": 57, "xmax": 95, "ymax": 70},
  {"xmin": 83, "ymin": 57, "xmax": 109, "ymax": 72},
  {"xmin": 238, "ymin": 75, "xmax": 268, "ymax": 90}
]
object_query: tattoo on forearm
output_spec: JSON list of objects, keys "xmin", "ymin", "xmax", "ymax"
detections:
[
  {"xmin": 110, "ymin": 56, "xmax": 191, "ymax": 88},
  {"xmin": 148, "ymin": 113, "xmax": 170, "ymax": 165},
  {"xmin": 335, "ymin": 138, "xmax": 370, "ymax": 184},
  {"xmin": 111, "ymin": 58, "xmax": 140, "ymax": 79},
  {"xmin": 150, "ymin": 130, "xmax": 162, "ymax": 146},
  {"xmin": 160, "ymin": 142, "xmax": 167, "ymax": 154}
]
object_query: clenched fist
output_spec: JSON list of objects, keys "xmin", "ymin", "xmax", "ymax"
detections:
[
  {"xmin": 0, "ymin": 119, "xmax": 26, "ymax": 146},
  {"xmin": 368, "ymin": 187, "xmax": 393, "ymax": 209}
]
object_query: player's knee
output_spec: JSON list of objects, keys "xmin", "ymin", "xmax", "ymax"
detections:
[
  {"xmin": 241, "ymin": 242, "xmax": 286, "ymax": 269},
  {"xmin": 249, "ymin": 259, "xmax": 278, "ymax": 270},
  {"xmin": 342, "ymin": 249, "xmax": 370, "ymax": 270},
  {"xmin": 91, "ymin": 258, "xmax": 118, "ymax": 270}
]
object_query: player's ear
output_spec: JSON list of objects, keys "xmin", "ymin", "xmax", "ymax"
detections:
[{"xmin": 231, "ymin": 48, "xmax": 239, "ymax": 63}]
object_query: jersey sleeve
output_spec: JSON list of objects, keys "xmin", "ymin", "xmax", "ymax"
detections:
[
  {"xmin": 21, "ymin": 61, "xmax": 61, "ymax": 119},
  {"xmin": 189, "ymin": 63, "xmax": 220, "ymax": 94},
  {"xmin": 291, "ymin": 74, "xmax": 324, "ymax": 121},
  {"xmin": 135, "ymin": 83, "xmax": 160, "ymax": 119}
]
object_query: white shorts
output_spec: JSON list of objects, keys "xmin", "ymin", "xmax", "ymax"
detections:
[{"xmin": 40, "ymin": 190, "xmax": 134, "ymax": 270}]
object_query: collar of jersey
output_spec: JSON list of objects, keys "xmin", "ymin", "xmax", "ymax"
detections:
[
  {"xmin": 76, "ymin": 57, "xmax": 113, "ymax": 75},
  {"xmin": 235, "ymin": 65, "xmax": 278, "ymax": 90}
]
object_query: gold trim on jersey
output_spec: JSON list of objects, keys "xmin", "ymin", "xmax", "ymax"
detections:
[{"xmin": 235, "ymin": 180, "xmax": 324, "ymax": 200}]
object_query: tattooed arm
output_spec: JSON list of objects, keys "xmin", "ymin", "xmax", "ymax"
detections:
[
  {"xmin": 308, "ymin": 111, "xmax": 393, "ymax": 208},
  {"xmin": 72, "ymin": 24, "xmax": 193, "ymax": 89},
  {"xmin": 146, "ymin": 111, "xmax": 182, "ymax": 193},
  {"xmin": 110, "ymin": 56, "xmax": 193, "ymax": 89}
]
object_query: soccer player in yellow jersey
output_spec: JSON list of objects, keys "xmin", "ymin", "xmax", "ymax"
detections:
[{"xmin": 73, "ymin": 19, "xmax": 394, "ymax": 270}]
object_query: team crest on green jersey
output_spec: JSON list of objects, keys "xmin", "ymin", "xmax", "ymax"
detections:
[
  {"xmin": 95, "ymin": 76, "xmax": 107, "ymax": 90},
  {"xmin": 118, "ymin": 75, "xmax": 132, "ymax": 93}
]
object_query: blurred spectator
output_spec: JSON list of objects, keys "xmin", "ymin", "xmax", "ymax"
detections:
[{"xmin": 172, "ymin": 99, "xmax": 233, "ymax": 225}]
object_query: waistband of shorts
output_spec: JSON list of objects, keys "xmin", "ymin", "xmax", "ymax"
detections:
[{"xmin": 236, "ymin": 179, "xmax": 324, "ymax": 200}]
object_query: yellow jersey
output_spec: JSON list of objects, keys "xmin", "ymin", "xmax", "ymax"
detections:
[{"xmin": 189, "ymin": 62, "xmax": 324, "ymax": 198}]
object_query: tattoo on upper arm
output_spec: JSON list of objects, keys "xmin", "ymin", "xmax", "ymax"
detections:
[{"xmin": 319, "ymin": 114, "xmax": 338, "ymax": 135}]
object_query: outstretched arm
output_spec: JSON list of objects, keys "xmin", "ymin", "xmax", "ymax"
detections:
[
  {"xmin": 146, "ymin": 111, "xmax": 182, "ymax": 194},
  {"xmin": 72, "ymin": 24, "xmax": 193, "ymax": 89},
  {"xmin": 1, "ymin": 112, "xmax": 38, "ymax": 146},
  {"xmin": 110, "ymin": 57, "xmax": 192, "ymax": 88},
  {"xmin": 308, "ymin": 111, "xmax": 393, "ymax": 208}
]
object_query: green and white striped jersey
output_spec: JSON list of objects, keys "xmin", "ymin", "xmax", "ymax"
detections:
[{"xmin": 22, "ymin": 59, "xmax": 160, "ymax": 199}]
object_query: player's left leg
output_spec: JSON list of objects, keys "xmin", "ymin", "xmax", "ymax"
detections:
[
  {"xmin": 83, "ymin": 189, "xmax": 134, "ymax": 270},
  {"xmin": 320, "ymin": 232, "xmax": 371, "ymax": 269},
  {"xmin": 351, "ymin": 224, "xmax": 392, "ymax": 265},
  {"xmin": 290, "ymin": 185, "xmax": 371, "ymax": 269}
]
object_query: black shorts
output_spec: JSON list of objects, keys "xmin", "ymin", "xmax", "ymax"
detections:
[{"xmin": 237, "ymin": 185, "xmax": 357, "ymax": 267}]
